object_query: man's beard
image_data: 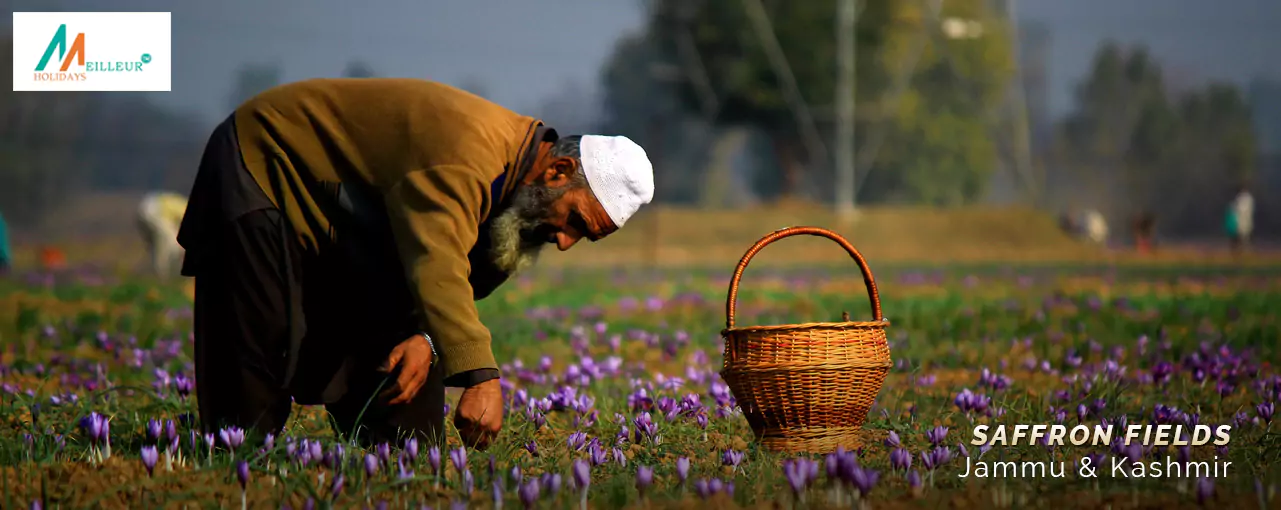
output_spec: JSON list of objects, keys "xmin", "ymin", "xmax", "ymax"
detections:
[{"xmin": 488, "ymin": 182, "xmax": 567, "ymax": 275}]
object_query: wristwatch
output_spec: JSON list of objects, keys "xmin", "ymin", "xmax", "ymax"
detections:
[{"xmin": 420, "ymin": 332, "xmax": 439, "ymax": 367}]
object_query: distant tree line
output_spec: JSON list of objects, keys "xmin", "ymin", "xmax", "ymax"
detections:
[
  {"xmin": 1046, "ymin": 41, "xmax": 1261, "ymax": 239},
  {"xmin": 597, "ymin": 0, "xmax": 1016, "ymax": 206},
  {"xmin": 591, "ymin": 2, "xmax": 1269, "ymax": 238}
]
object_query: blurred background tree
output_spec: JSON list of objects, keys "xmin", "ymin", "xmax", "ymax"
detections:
[
  {"xmin": 227, "ymin": 62, "xmax": 284, "ymax": 111},
  {"xmin": 600, "ymin": 0, "xmax": 1014, "ymax": 206},
  {"xmin": 1051, "ymin": 42, "xmax": 1256, "ymax": 237},
  {"xmin": 342, "ymin": 60, "xmax": 377, "ymax": 78}
]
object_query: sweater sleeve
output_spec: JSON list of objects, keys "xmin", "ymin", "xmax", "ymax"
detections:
[{"xmin": 384, "ymin": 165, "xmax": 498, "ymax": 381}]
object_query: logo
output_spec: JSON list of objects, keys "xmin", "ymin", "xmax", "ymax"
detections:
[{"xmin": 13, "ymin": 12, "xmax": 171, "ymax": 92}]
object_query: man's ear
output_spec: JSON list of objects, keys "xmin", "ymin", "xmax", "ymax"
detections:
[{"xmin": 544, "ymin": 157, "xmax": 579, "ymax": 186}]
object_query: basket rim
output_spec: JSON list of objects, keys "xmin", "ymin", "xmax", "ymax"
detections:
[{"xmin": 722, "ymin": 319, "xmax": 890, "ymax": 336}]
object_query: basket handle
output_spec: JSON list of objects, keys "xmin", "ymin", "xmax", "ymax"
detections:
[{"xmin": 726, "ymin": 226, "xmax": 883, "ymax": 329}]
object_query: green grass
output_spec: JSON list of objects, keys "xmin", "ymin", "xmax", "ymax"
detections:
[{"xmin": 0, "ymin": 264, "xmax": 1279, "ymax": 509}]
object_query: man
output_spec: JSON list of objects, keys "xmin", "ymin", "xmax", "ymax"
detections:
[
  {"xmin": 1226, "ymin": 184, "xmax": 1254, "ymax": 253},
  {"xmin": 1082, "ymin": 209, "xmax": 1108, "ymax": 246},
  {"xmin": 137, "ymin": 191, "xmax": 189, "ymax": 277},
  {"xmin": 0, "ymin": 210, "xmax": 10, "ymax": 275},
  {"xmin": 1133, "ymin": 211, "xmax": 1156, "ymax": 254},
  {"xmin": 177, "ymin": 78, "xmax": 654, "ymax": 449}
]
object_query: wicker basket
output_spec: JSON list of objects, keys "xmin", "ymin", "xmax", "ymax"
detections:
[{"xmin": 719, "ymin": 226, "xmax": 892, "ymax": 454}]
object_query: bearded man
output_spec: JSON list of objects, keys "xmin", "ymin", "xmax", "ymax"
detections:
[{"xmin": 176, "ymin": 78, "xmax": 654, "ymax": 449}]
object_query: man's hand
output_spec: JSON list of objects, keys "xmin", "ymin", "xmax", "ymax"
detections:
[
  {"xmin": 454, "ymin": 378, "xmax": 503, "ymax": 450},
  {"xmin": 378, "ymin": 335, "xmax": 433, "ymax": 405}
]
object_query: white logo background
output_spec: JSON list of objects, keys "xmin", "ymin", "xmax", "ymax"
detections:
[{"xmin": 12, "ymin": 12, "xmax": 171, "ymax": 92}]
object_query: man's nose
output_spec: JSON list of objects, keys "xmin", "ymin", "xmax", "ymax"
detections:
[{"xmin": 556, "ymin": 231, "xmax": 582, "ymax": 251}]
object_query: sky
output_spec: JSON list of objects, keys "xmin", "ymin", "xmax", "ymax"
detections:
[{"xmin": 6, "ymin": 0, "xmax": 1280, "ymax": 128}]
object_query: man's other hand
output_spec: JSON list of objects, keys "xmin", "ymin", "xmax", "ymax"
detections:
[
  {"xmin": 379, "ymin": 335, "xmax": 433, "ymax": 405},
  {"xmin": 454, "ymin": 378, "xmax": 503, "ymax": 450}
]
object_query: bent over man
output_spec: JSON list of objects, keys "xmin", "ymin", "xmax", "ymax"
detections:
[{"xmin": 177, "ymin": 78, "xmax": 654, "ymax": 448}]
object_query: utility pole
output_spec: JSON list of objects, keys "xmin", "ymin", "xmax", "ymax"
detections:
[
  {"xmin": 835, "ymin": 0, "xmax": 858, "ymax": 220},
  {"xmin": 1001, "ymin": 0, "xmax": 1039, "ymax": 205}
]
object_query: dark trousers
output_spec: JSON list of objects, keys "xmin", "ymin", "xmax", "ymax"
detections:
[{"xmin": 187, "ymin": 119, "xmax": 445, "ymax": 446}]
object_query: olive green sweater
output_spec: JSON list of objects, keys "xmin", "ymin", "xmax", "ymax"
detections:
[{"xmin": 233, "ymin": 78, "xmax": 546, "ymax": 381}]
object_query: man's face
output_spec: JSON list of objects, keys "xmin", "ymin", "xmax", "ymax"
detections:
[{"xmin": 487, "ymin": 168, "xmax": 617, "ymax": 275}]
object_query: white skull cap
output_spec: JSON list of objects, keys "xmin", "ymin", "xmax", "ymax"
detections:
[{"xmin": 579, "ymin": 135, "xmax": 655, "ymax": 228}]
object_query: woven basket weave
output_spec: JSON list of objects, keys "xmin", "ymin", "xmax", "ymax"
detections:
[{"xmin": 719, "ymin": 226, "xmax": 892, "ymax": 454}]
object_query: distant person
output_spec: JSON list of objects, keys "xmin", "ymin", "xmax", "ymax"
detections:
[
  {"xmin": 1082, "ymin": 209, "xmax": 1109, "ymax": 246},
  {"xmin": 1225, "ymin": 185, "xmax": 1254, "ymax": 253},
  {"xmin": 1058, "ymin": 210, "xmax": 1081, "ymax": 237},
  {"xmin": 177, "ymin": 78, "xmax": 655, "ymax": 448},
  {"xmin": 1133, "ymin": 212, "xmax": 1156, "ymax": 254},
  {"xmin": 0, "ymin": 211, "xmax": 10, "ymax": 275},
  {"xmin": 137, "ymin": 191, "xmax": 189, "ymax": 277},
  {"xmin": 39, "ymin": 246, "xmax": 66, "ymax": 271}
]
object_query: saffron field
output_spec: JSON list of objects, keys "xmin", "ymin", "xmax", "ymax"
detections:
[{"xmin": 1, "ymin": 263, "xmax": 1279, "ymax": 509}]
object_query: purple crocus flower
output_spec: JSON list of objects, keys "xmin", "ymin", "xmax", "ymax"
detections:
[
  {"xmin": 307, "ymin": 440, "xmax": 323, "ymax": 462},
  {"xmin": 325, "ymin": 444, "xmax": 345, "ymax": 470},
  {"xmin": 925, "ymin": 426, "xmax": 948, "ymax": 446},
  {"xmin": 145, "ymin": 419, "xmax": 162, "ymax": 444},
  {"xmin": 428, "ymin": 446, "xmax": 442, "ymax": 475},
  {"xmin": 567, "ymin": 431, "xmax": 587, "ymax": 451},
  {"xmin": 588, "ymin": 443, "xmax": 608, "ymax": 466},
  {"xmin": 218, "ymin": 426, "xmax": 245, "ymax": 450},
  {"xmin": 890, "ymin": 448, "xmax": 912, "ymax": 471},
  {"xmin": 676, "ymin": 457, "xmax": 690, "ymax": 484},
  {"xmin": 712, "ymin": 478, "xmax": 728, "ymax": 496},
  {"xmin": 883, "ymin": 431, "xmax": 901, "ymax": 448},
  {"xmin": 462, "ymin": 469, "xmax": 475, "ymax": 495},
  {"xmin": 79, "ymin": 412, "xmax": 105, "ymax": 444},
  {"xmin": 174, "ymin": 373, "xmax": 194, "ymax": 399},
  {"xmin": 1258, "ymin": 402, "xmax": 1275, "ymax": 423},
  {"xmin": 848, "ymin": 465, "xmax": 880, "ymax": 496},
  {"xmin": 782, "ymin": 459, "xmax": 808, "ymax": 494},
  {"xmin": 825, "ymin": 451, "xmax": 842, "ymax": 479},
  {"xmin": 518, "ymin": 478, "xmax": 541, "ymax": 508},
  {"xmin": 365, "ymin": 454, "xmax": 379, "ymax": 478},
  {"xmin": 921, "ymin": 447, "xmax": 952, "ymax": 470},
  {"xmin": 721, "ymin": 449, "xmax": 744, "ymax": 468},
  {"xmin": 541, "ymin": 472, "xmax": 562, "ymax": 496},
  {"xmin": 398, "ymin": 455, "xmax": 415, "ymax": 481},
  {"xmin": 694, "ymin": 479, "xmax": 712, "ymax": 500},
  {"xmin": 632, "ymin": 413, "xmax": 658, "ymax": 443},
  {"xmin": 571, "ymin": 459, "xmax": 591, "ymax": 491},
  {"xmin": 450, "ymin": 447, "xmax": 468, "ymax": 474},
  {"xmin": 404, "ymin": 437, "xmax": 419, "ymax": 462},
  {"xmin": 331, "ymin": 473, "xmax": 344, "ymax": 500},
  {"xmin": 635, "ymin": 466, "xmax": 654, "ymax": 497},
  {"xmin": 376, "ymin": 443, "xmax": 392, "ymax": 466},
  {"xmin": 491, "ymin": 479, "xmax": 504, "ymax": 505},
  {"xmin": 235, "ymin": 460, "xmax": 249, "ymax": 489},
  {"xmin": 1197, "ymin": 477, "xmax": 1215, "ymax": 503},
  {"xmin": 140, "ymin": 445, "xmax": 158, "ymax": 477},
  {"xmin": 954, "ymin": 389, "xmax": 976, "ymax": 413},
  {"xmin": 524, "ymin": 440, "xmax": 539, "ymax": 457}
]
